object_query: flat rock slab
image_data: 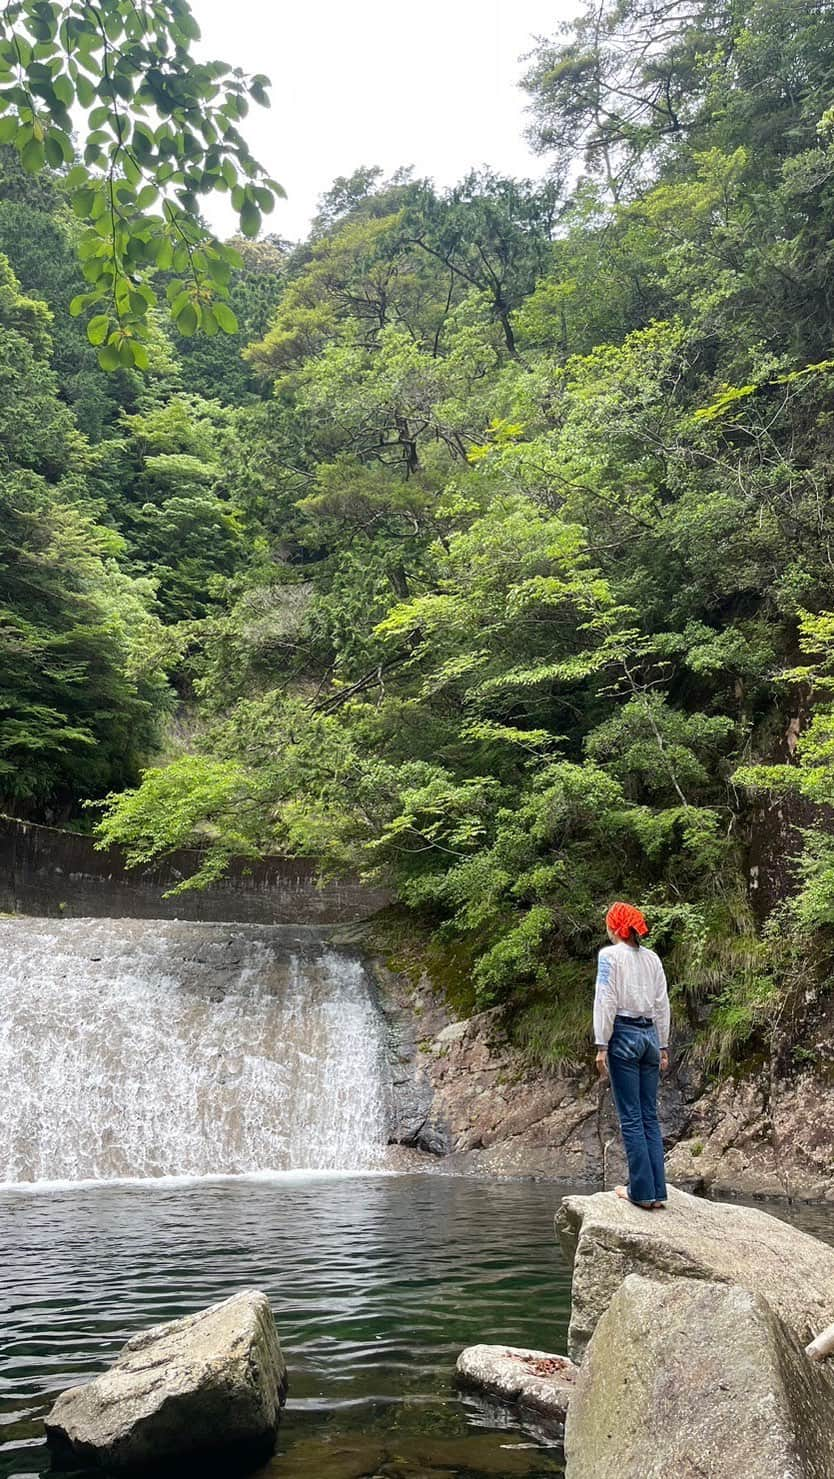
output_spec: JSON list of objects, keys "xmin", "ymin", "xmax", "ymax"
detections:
[
  {"xmin": 564, "ymin": 1274, "xmax": 834, "ymax": 1479},
  {"xmin": 557, "ymin": 1184, "xmax": 834, "ymax": 1361},
  {"xmin": 456, "ymin": 1344, "xmax": 578, "ymax": 1423},
  {"xmin": 46, "ymin": 1288, "xmax": 287, "ymax": 1474}
]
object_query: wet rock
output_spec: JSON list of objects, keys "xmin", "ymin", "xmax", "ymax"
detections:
[
  {"xmin": 456, "ymin": 1344, "xmax": 578, "ymax": 1425},
  {"xmin": 371, "ymin": 962, "xmax": 446, "ymax": 1150},
  {"xmin": 557, "ymin": 1185, "xmax": 834, "ymax": 1362},
  {"xmin": 45, "ymin": 1289, "xmax": 287, "ymax": 1474},
  {"xmin": 564, "ymin": 1274, "xmax": 834, "ymax": 1479},
  {"xmin": 371, "ymin": 959, "xmax": 690, "ymax": 1181},
  {"xmin": 411, "ymin": 1117, "xmax": 453, "ymax": 1156},
  {"xmin": 666, "ymin": 1069, "xmax": 834, "ymax": 1202},
  {"xmin": 372, "ymin": 951, "xmax": 834, "ymax": 1197}
]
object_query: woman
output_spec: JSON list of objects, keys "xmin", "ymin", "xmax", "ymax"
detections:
[{"xmin": 593, "ymin": 901, "xmax": 670, "ymax": 1210}]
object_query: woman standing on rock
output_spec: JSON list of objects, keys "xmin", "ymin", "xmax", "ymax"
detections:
[{"xmin": 594, "ymin": 901, "xmax": 670, "ymax": 1210}]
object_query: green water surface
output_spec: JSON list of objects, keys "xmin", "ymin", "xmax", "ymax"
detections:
[{"xmin": 0, "ymin": 1174, "xmax": 573, "ymax": 1479}]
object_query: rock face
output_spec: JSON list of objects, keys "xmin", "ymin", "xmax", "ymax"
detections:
[
  {"xmin": 45, "ymin": 1289, "xmax": 287, "ymax": 1474},
  {"xmin": 564, "ymin": 1274, "xmax": 834, "ymax": 1479},
  {"xmin": 557, "ymin": 1185, "xmax": 834, "ymax": 1361},
  {"xmin": 375, "ymin": 965, "xmax": 686, "ymax": 1177},
  {"xmin": 456, "ymin": 1344, "xmax": 578, "ymax": 1425},
  {"xmin": 374, "ymin": 955, "xmax": 834, "ymax": 1198},
  {"xmin": 666, "ymin": 1068, "xmax": 834, "ymax": 1203}
]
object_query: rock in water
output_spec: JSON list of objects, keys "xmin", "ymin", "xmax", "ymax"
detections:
[
  {"xmin": 564, "ymin": 1274, "xmax": 834, "ymax": 1479},
  {"xmin": 45, "ymin": 1289, "xmax": 287, "ymax": 1474},
  {"xmin": 557, "ymin": 1185, "xmax": 834, "ymax": 1361},
  {"xmin": 456, "ymin": 1344, "xmax": 578, "ymax": 1424}
]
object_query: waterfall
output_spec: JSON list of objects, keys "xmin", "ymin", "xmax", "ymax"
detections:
[{"xmin": 0, "ymin": 917, "xmax": 390, "ymax": 1185}]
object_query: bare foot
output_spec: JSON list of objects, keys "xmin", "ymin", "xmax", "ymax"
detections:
[
  {"xmin": 652, "ymin": 1201, "xmax": 667, "ymax": 1210},
  {"xmin": 614, "ymin": 1185, "xmax": 654, "ymax": 1209}
]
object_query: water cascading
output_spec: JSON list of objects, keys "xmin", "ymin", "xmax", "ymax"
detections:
[{"xmin": 0, "ymin": 917, "xmax": 390, "ymax": 1184}]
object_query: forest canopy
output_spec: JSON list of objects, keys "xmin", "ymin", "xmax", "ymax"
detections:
[{"xmin": 5, "ymin": 0, "xmax": 834, "ymax": 1066}]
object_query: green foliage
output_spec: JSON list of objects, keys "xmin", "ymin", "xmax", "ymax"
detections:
[
  {"xmin": 0, "ymin": 145, "xmax": 130, "ymax": 436},
  {"xmin": 11, "ymin": 0, "xmax": 827, "ymax": 1070},
  {"xmin": 175, "ymin": 236, "xmax": 287, "ymax": 403},
  {"xmin": 109, "ymin": 394, "xmax": 246, "ymax": 620},
  {"xmin": 96, "ymin": 754, "xmax": 263, "ymax": 885},
  {"xmin": 0, "ymin": 253, "xmax": 170, "ymax": 810},
  {"xmin": 735, "ymin": 611, "xmax": 834, "ymax": 930},
  {"xmin": 0, "ymin": 0, "xmax": 281, "ymax": 357}
]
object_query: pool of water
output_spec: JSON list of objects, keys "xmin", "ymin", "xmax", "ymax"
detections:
[{"xmin": 0, "ymin": 1174, "xmax": 574, "ymax": 1479}]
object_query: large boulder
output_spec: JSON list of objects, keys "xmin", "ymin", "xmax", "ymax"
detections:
[
  {"xmin": 557, "ymin": 1185, "xmax": 834, "ymax": 1360},
  {"xmin": 45, "ymin": 1289, "xmax": 287, "ymax": 1474},
  {"xmin": 564, "ymin": 1274, "xmax": 834, "ymax": 1479},
  {"xmin": 456, "ymin": 1343, "xmax": 578, "ymax": 1425}
]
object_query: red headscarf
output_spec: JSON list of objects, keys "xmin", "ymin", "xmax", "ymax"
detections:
[{"xmin": 606, "ymin": 901, "xmax": 648, "ymax": 941}]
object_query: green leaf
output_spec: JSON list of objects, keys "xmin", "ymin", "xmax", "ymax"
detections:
[
  {"xmin": 75, "ymin": 73, "xmax": 95, "ymax": 107},
  {"xmin": 53, "ymin": 74, "xmax": 74, "ymax": 107},
  {"xmin": 98, "ymin": 342, "xmax": 121, "ymax": 371},
  {"xmin": 213, "ymin": 301, "xmax": 239, "ymax": 334},
  {"xmin": 117, "ymin": 153, "xmax": 139, "ymax": 187},
  {"xmin": 144, "ymin": 232, "xmax": 168, "ymax": 266},
  {"xmin": 71, "ymin": 187, "xmax": 97, "ymax": 219},
  {"xmin": 44, "ymin": 134, "xmax": 63, "ymax": 168},
  {"xmin": 87, "ymin": 314, "xmax": 110, "ymax": 346},
  {"xmin": 20, "ymin": 136, "xmax": 45, "ymax": 172},
  {"xmin": 176, "ymin": 302, "xmax": 199, "ymax": 336},
  {"xmin": 240, "ymin": 201, "xmax": 261, "ymax": 238},
  {"xmin": 132, "ymin": 122, "xmax": 154, "ymax": 160},
  {"xmin": 130, "ymin": 341, "xmax": 150, "ymax": 371}
]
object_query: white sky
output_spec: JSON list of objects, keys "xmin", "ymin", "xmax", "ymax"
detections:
[{"xmin": 190, "ymin": 0, "xmax": 572, "ymax": 241}]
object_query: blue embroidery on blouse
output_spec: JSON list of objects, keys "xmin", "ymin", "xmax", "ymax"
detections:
[{"xmin": 595, "ymin": 951, "xmax": 612, "ymax": 990}]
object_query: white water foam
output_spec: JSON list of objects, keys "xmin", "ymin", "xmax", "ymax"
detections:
[{"xmin": 0, "ymin": 918, "xmax": 390, "ymax": 1184}]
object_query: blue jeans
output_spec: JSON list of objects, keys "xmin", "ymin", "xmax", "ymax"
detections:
[{"xmin": 607, "ymin": 1017, "xmax": 667, "ymax": 1205}]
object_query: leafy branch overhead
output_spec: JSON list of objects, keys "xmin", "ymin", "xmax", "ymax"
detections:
[{"xmin": 0, "ymin": 0, "xmax": 282, "ymax": 366}]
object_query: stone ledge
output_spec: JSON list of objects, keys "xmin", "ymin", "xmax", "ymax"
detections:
[{"xmin": 456, "ymin": 1343, "xmax": 578, "ymax": 1425}]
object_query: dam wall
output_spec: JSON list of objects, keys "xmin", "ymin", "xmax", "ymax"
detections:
[{"xmin": 0, "ymin": 814, "xmax": 389, "ymax": 925}]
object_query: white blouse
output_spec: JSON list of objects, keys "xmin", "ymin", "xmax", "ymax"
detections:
[{"xmin": 593, "ymin": 942, "xmax": 670, "ymax": 1049}]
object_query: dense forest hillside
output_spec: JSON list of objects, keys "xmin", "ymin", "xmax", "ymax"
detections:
[{"xmin": 5, "ymin": 0, "xmax": 834, "ymax": 1068}]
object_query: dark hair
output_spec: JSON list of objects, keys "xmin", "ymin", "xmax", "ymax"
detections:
[{"xmin": 626, "ymin": 926, "xmax": 643, "ymax": 948}]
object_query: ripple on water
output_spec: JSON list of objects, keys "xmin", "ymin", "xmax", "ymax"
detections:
[{"xmin": 0, "ymin": 1174, "xmax": 570, "ymax": 1479}]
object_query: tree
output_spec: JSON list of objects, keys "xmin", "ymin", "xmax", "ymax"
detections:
[
  {"xmin": 0, "ymin": 142, "xmax": 133, "ymax": 436},
  {"xmin": 523, "ymin": 0, "xmax": 834, "ymax": 201},
  {"xmin": 403, "ymin": 171, "xmax": 558, "ymax": 357},
  {"xmin": 0, "ymin": 253, "xmax": 170, "ymax": 813},
  {"xmin": 115, "ymin": 394, "xmax": 245, "ymax": 621},
  {"xmin": 175, "ymin": 235, "xmax": 288, "ymax": 403}
]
